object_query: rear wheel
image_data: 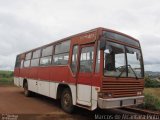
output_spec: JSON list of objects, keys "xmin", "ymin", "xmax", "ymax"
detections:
[
  {"xmin": 24, "ymin": 82, "xmax": 31, "ymax": 97},
  {"xmin": 61, "ymin": 88, "xmax": 74, "ymax": 113}
]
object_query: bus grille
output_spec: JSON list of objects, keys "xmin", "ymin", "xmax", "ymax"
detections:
[{"xmin": 102, "ymin": 79, "xmax": 144, "ymax": 98}]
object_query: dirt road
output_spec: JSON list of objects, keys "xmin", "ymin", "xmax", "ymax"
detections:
[
  {"xmin": 0, "ymin": 86, "xmax": 89, "ymax": 120},
  {"xmin": 0, "ymin": 86, "xmax": 131, "ymax": 120}
]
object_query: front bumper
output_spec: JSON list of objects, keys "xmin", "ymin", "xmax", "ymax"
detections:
[{"xmin": 98, "ymin": 96, "xmax": 144, "ymax": 109}]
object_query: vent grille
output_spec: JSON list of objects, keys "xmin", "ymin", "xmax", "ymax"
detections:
[{"xmin": 102, "ymin": 79, "xmax": 144, "ymax": 98}]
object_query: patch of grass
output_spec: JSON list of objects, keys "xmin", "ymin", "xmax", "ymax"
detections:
[
  {"xmin": 0, "ymin": 70, "xmax": 14, "ymax": 85},
  {"xmin": 0, "ymin": 70, "xmax": 13, "ymax": 74},
  {"xmin": 145, "ymin": 77, "xmax": 160, "ymax": 88},
  {"xmin": 0, "ymin": 78, "xmax": 13, "ymax": 85},
  {"xmin": 142, "ymin": 94, "xmax": 160, "ymax": 111},
  {"xmin": 138, "ymin": 88, "xmax": 160, "ymax": 111},
  {"xmin": 144, "ymin": 88, "xmax": 160, "ymax": 100}
]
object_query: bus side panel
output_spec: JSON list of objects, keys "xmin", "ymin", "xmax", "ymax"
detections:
[
  {"xmin": 49, "ymin": 82, "xmax": 57, "ymax": 99},
  {"xmin": 91, "ymin": 74, "xmax": 101, "ymax": 110},
  {"xmin": 14, "ymin": 68, "xmax": 20, "ymax": 86},
  {"xmin": 20, "ymin": 68, "xmax": 29, "ymax": 79},
  {"xmin": 38, "ymin": 67, "xmax": 51, "ymax": 80},
  {"xmin": 29, "ymin": 67, "xmax": 38, "ymax": 80},
  {"xmin": 37, "ymin": 80, "xmax": 50, "ymax": 96},
  {"xmin": 19, "ymin": 68, "xmax": 30, "ymax": 88},
  {"xmin": 28, "ymin": 79, "xmax": 38, "ymax": 93},
  {"xmin": 50, "ymin": 66, "xmax": 69, "ymax": 83},
  {"xmin": 37, "ymin": 67, "xmax": 51, "ymax": 96}
]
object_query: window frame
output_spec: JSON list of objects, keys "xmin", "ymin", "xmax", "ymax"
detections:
[
  {"xmin": 95, "ymin": 41, "xmax": 100, "ymax": 73},
  {"xmin": 32, "ymin": 49, "xmax": 41, "ymax": 59},
  {"xmin": 70, "ymin": 45, "xmax": 78, "ymax": 75},
  {"xmin": 24, "ymin": 52, "xmax": 32, "ymax": 68},
  {"xmin": 103, "ymin": 40, "xmax": 144, "ymax": 78},
  {"xmin": 54, "ymin": 40, "xmax": 71, "ymax": 54},
  {"xmin": 40, "ymin": 56, "xmax": 52, "ymax": 66},
  {"xmin": 103, "ymin": 41, "xmax": 127, "ymax": 77},
  {"xmin": 39, "ymin": 45, "xmax": 54, "ymax": 66},
  {"xmin": 41, "ymin": 45, "xmax": 53, "ymax": 57},
  {"xmin": 24, "ymin": 60, "xmax": 31, "ymax": 68},
  {"xmin": 15, "ymin": 55, "xmax": 21, "ymax": 68},
  {"xmin": 52, "ymin": 40, "xmax": 71, "ymax": 66},
  {"xmin": 103, "ymin": 31, "xmax": 140, "ymax": 47},
  {"xmin": 52, "ymin": 52, "xmax": 70, "ymax": 65},
  {"xmin": 79, "ymin": 45, "xmax": 95, "ymax": 73},
  {"xmin": 30, "ymin": 58, "xmax": 40, "ymax": 67},
  {"xmin": 25, "ymin": 52, "xmax": 32, "ymax": 60},
  {"xmin": 29, "ymin": 49, "xmax": 41, "ymax": 67}
]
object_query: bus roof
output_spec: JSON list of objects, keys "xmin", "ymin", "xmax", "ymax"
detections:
[{"xmin": 17, "ymin": 27, "xmax": 139, "ymax": 56}]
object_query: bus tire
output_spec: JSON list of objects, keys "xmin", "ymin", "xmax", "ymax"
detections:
[
  {"xmin": 61, "ymin": 88, "xmax": 74, "ymax": 113},
  {"xmin": 24, "ymin": 82, "xmax": 31, "ymax": 97}
]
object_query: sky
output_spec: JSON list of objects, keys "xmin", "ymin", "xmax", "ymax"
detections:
[{"xmin": 0, "ymin": 0, "xmax": 160, "ymax": 71}]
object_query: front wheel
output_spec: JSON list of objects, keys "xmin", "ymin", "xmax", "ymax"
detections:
[
  {"xmin": 24, "ymin": 82, "xmax": 31, "ymax": 97},
  {"xmin": 61, "ymin": 88, "xmax": 74, "ymax": 113}
]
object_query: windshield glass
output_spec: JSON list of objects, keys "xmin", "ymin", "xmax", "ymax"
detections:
[
  {"xmin": 103, "ymin": 41, "xmax": 143, "ymax": 78},
  {"xmin": 126, "ymin": 47, "xmax": 142, "ymax": 78},
  {"xmin": 104, "ymin": 42, "xmax": 126, "ymax": 77}
]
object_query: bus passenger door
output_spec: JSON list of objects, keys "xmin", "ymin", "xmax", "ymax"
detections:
[{"xmin": 76, "ymin": 44, "xmax": 94, "ymax": 106}]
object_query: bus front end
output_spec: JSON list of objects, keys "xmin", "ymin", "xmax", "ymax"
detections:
[{"xmin": 98, "ymin": 30, "xmax": 144, "ymax": 109}]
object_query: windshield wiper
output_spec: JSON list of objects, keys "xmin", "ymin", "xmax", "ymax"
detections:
[
  {"xmin": 116, "ymin": 65, "xmax": 138, "ymax": 79},
  {"xmin": 128, "ymin": 65, "xmax": 138, "ymax": 79},
  {"xmin": 116, "ymin": 65, "xmax": 127, "ymax": 78}
]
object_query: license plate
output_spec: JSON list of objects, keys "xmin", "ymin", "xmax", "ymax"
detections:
[{"xmin": 136, "ymin": 99, "xmax": 143, "ymax": 103}]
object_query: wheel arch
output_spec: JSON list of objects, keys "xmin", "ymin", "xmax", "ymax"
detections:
[
  {"xmin": 23, "ymin": 79, "xmax": 27, "ymax": 88},
  {"xmin": 56, "ymin": 83, "xmax": 76, "ymax": 105}
]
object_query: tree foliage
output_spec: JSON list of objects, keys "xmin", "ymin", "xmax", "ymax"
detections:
[{"xmin": 145, "ymin": 77, "xmax": 160, "ymax": 88}]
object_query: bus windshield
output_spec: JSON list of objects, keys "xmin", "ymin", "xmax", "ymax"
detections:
[{"xmin": 103, "ymin": 41, "xmax": 143, "ymax": 78}]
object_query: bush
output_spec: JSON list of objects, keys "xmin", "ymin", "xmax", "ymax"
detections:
[
  {"xmin": 0, "ymin": 78, "xmax": 13, "ymax": 85},
  {"xmin": 141, "ymin": 94, "xmax": 160, "ymax": 110},
  {"xmin": 0, "ymin": 71, "xmax": 14, "ymax": 85},
  {"xmin": 145, "ymin": 77, "xmax": 160, "ymax": 88}
]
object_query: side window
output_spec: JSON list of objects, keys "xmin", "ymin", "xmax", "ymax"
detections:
[
  {"xmin": 25, "ymin": 52, "xmax": 32, "ymax": 60},
  {"xmin": 15, "ymin": 55, "xmax": 21, "ymax": 68},
  {"xmin": 21, "ymin": 60, "xmax": 24, "ymax": 68},
  {"xmin": 40, "ymin": 45, "xmax": 53, "ymax": 66},
  {"xmin": 55, "ymin": 40, "xmax": 70, "ymax": 54},
  {"xmin": 40, "ymin": 56, "xmax": 52, "ymax": 66},
  {"xmin": 53, "ymin": 40, "xmax": 70, "ymax": 65},
  {"xmin": 71, "ymin": 45, "xmax": 78, "ymax": 74},
  {"xmin": 32, "ymin": 49, "xmax": 41, "ymax": 59},
  {"xmin": 53, "ymin": 53, "xmax": 69, "ymax": 65},
  {"xmin": 24, "ymin": 60, "xmax": 30, "ymax": 67},
  {"xmin": 24, "ymin": 52, "xmax": 32, "ymax": 67},
  {"xmin": 42, "ymin": 46, "xmax": 53, "ymax": 57},
  {"xmin": 104, "ymin": 42, "xmax": 126, "ymax": 77},
  {"xmin": 95, "ymin": 42, "xmax": 100, "ymax": 73},
  {"xmin": 80, "ymin": 46, "xmax": 94, "ymax": 73},
  {"xmin": 31, "ymin": 59, "xmax": 39, "ymax": 67},
  {"xmin": 31, "ymin": 49, "xmax": 41, "ymax": 67}
]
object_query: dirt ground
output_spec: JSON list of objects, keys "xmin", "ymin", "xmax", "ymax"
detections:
[
  {"xmin": 0, "ymin": 86, "xmax": 104, "ymax": 120},
  {"xmin": 0, "ymin": 86, "xmax": 92, "ymax": 120},
  {"xmin": 0, "ymin": 86, "xmax": 130, "ymax": 120}
]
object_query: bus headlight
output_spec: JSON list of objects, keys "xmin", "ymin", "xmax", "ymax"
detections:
[
  {"xmin": 98, "ymin": 92, "xmax": 113, "ymax": 98},
  {"xmin": 104, "ymin": 93, "xmax": 112, "ymax": 97},
  {"xmin": 137, "ymin": 91, "xmax": 142, "ymax": 95},
  {"xmin": 98, "ymin": 93, "xmax": 103, "ymax": 98},
  {"xmin": 107, "ymin": 93, "xmax": 112, "ymax": 97}
]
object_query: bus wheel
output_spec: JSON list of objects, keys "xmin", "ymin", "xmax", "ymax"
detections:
[
  {"xmin": 61, "ymin": 88, "xmax": 74, "ymax": 113},
  {"xmin": 24, "ymin": 82, "xmax": 31, "ymax": 97}
]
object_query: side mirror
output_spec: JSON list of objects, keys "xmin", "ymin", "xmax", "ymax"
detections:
[
  {"xmin": 104, "ymin": 49, "xmax": 110, "ymax": 54},
  {"xmin": 100, "ymin": 37, "xmax": 106, "ymax": 50},
  {"xmin": 136, "ymin": 52, "xmax": 141, "ymax": 60}
]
